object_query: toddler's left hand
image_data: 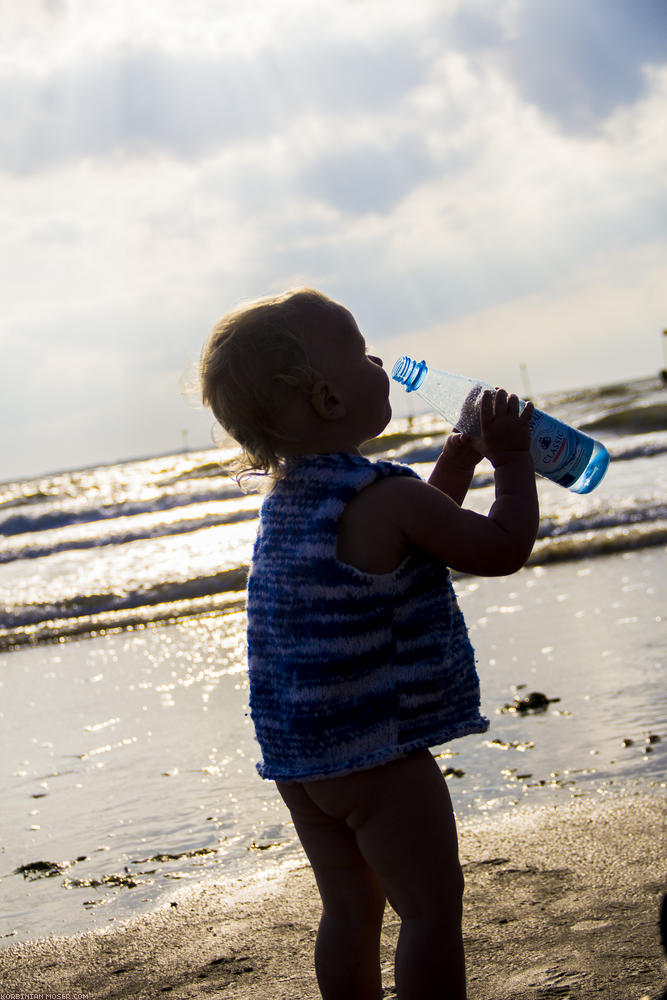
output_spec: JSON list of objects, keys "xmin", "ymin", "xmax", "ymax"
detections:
[{"xmin": 441, "ymin": 431, "xmax": 484, "ymax": 470}]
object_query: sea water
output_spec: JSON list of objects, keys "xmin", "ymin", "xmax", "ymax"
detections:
[{"xmin": 0, "ymin": 375, "xmax": 665, "ymax": 943}]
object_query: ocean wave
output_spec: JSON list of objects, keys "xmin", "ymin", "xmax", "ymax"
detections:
[
  {"xmin": 0, "ymin": 567, "xmax": 248, "ymax": 633},
  {"xmin": 155, "ymin": 460, "xmax": 233, "ymax": 485},
  {"xmin": 1, "ymin": 377, "xmax": 664, "ymax": 651},
  {"xmin": 608, "ymin": 436, "xmax": 667, "ymax": 461},
  {"xmin": 537, "ymin": 499, "xmax": 667, "ymax": 540},
  {"xmin": 390, "ymin": 438, "xmax": 445, "ymax": 464},
  {"xmin": 3, "ymin": 492, "xmax": 662, "ymax": 567},
  {"xmin": 528, "ymin": 520, "xmax": 667, "ymax": 566},
  {"xmin": 0, "ymin": 589, "xmax": 247, "ymax": 652},
  {"xmin": 1, "ymin": 520, "xmax": 664, "ymax": 651},
  {"xmin": 389, "ymin": 428, "xmax": 667, "ymax": 468},
  {"xmin": 2, "ymin": 426, "xmax": 663, "ymax": 545},
  {"xmin": 581, "ymin": 402, "xmax": 667, "ymax": 435},
  {"xmin": 0, "ymin": 481, "xmax": 244, "ymax": 538},
  {"xmin": 0, "ymin": 502, "xmax": 258, "ymax": 565}
]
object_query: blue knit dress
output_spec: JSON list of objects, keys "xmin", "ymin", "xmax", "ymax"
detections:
[{"xmin": 246, "ymin": 452, "xmax": 488, "ymax": 782}]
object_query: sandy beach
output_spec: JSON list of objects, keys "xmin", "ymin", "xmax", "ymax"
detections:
[{"xmin": 1, "ymin": 793, "xmax": 664, "ymax": 999}]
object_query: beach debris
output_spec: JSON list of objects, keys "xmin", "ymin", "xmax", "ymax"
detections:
[
  {"xmin": 131, "ymin": 847, "xmax": 216, "ymax": 864},
  {"xmin": 63, "ymin": 871, "xmax": 149, "ymax": 890},
  {"xmin": 14, "ymin": 859, "xmax": 69, "ymax": 880},
  {"xmin": 208, "ymin": 955, "xmax": 254, "ymax": 976},
  {"xmin": 571, "ymin": 917, "xmax": 612, "ymax": 932},
  {"xmin": 516, "ymin": 967, "xmax": 586, "ymax": 993},
  {"xmin": 462, "ymin": 857, "xmax": 511, "ymax": 870},
  {"xmin": 501, "ymin": 690, "xmax": 560, "ymax": 714},
  {"xmin": 486, "ymin": 738, "xmax": 535, "ymax": 751},
  {"xmin": 249, "ymin": 839, "xmax": 280, "ymax": 851},
  {"xmin": 13, "ymin": 853, "xmax": 89, "ymax": 881},
  {"xmin": 622, "ymin": 733, "xmax": 661, "ymax": 751},
  {"xmin": 501, "ymin": 769, "xmax": 533, "ymax": 782},
  {"xmin": 249, "ymin": 824, "xmax": 285, "ymax": 851}
]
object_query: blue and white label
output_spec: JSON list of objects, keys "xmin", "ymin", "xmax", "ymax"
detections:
[{"xmin": 528, "ymin": 409, "xmax": 594, "ymax": 486}]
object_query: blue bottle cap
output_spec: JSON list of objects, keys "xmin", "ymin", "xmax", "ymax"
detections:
[{"xmin": 391, "ymin": 356, "xmax": 428, "ymax": 392}]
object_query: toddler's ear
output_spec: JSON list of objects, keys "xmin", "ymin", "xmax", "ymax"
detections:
[{"xmin": 311, "ymin": 380, "xmax": 346, "ymax": 420}]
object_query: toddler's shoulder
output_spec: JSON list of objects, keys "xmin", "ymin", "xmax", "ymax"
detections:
[
  {"xmin": 373, "ymin": 458, "xmax": 422, "ymax": 482},
  {"xmin": 343, "ymin": 468, "xmax": 427, "ymax": 527}
]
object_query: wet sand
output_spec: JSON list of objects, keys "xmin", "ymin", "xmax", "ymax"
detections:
[{"xmin": 1, "ymin": 794, "xmax": 664, "ymax": 999}]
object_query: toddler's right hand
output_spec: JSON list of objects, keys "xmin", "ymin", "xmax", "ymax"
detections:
[{"xmin": 480, "ymin": 389, "xmax": 533, "ymax": 467}]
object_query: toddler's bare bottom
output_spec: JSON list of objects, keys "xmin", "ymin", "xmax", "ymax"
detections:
[{"xmin": 277, "ymin": 749, "xmax": 466, "ymax": 1000}]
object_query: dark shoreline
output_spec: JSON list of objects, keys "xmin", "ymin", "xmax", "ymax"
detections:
[{"xmin": 2, "ymin": 794, "xmax": 665, "ymax": 999}]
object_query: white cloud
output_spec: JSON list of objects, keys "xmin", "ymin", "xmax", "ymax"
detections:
[
  {"xmin": 383, "ymin": 240, "xmax": 667, "ymax": 404},
  {"xmin": 0, "ymin": 12, "xmax": 428, "ymax": 173},
  {"xmin": 1, "ymin": 0, "xmax": 666, "ymax": 478},
  {"xmin": 455, "ymin": 0, "xmax": 667, "ymax": 132}
]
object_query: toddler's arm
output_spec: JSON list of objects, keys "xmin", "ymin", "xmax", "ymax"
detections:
[
  {"xmin": 476, "ymin": 389, "xmax": 539, "ymax": 570},
  {"xmin": 392, "ymin": 389, "xmax": 538, "ymax": 576},
  {"xmin": 338, "ymin": 390, "xmax": 538, "ymax": 578},
  {"xmin": 429, "ymin": 432, "xmax": 484, "ymax": 506}
]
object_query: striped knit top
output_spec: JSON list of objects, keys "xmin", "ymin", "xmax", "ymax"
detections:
[{"xmin": 246, "ymin": 451, "xmax": 488, "ymax": 782}]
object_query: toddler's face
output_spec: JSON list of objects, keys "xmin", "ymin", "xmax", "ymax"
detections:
[{"xmin": 310, "ymin": 309, "xmax": 392, "ymax": 444}]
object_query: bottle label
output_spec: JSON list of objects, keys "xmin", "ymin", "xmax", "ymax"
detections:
[{"xmin": 528, "ymin": 411, "xmax": 593, "ymax": 487}]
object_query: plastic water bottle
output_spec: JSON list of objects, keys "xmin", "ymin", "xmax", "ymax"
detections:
[{"xmin": 391, "ymin": 356, "xmax": 610, "ymax": 493}]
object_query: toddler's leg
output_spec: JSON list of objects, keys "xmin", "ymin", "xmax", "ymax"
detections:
[
  {"xmin": 277, "ymin": 780, "xmax": 386, "ymax": 1000},
  {"xmin": 304, "ymin": 750, "xmax": 466, "ymax": 1000}
]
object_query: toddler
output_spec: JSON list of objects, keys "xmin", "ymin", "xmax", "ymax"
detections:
[{"xmin": 200, "ymin": 288, "xmax": 539, "ymax": 1000}]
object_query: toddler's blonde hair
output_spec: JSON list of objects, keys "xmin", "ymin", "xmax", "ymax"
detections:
[{"xmin": 200, "ymin": 287, "xmax": 345, "ymax": 481}]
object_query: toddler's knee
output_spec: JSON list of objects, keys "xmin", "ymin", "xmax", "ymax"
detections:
[
  {"xmin": 327, "ymin": 887, "xmax": 386, "ymax": 928},
  {"xmin": 320, "ymin": 870, "xmax": 386, "ymax": 928},
  {"xmin": 364, "ymin": 883, "xmax": 388, "ymax": 923},
  {"xmin": 397, "ymin": 864, "xmax": 464, "ymax": 926}
]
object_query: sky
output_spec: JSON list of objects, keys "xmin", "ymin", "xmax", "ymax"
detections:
[{"xmin": 2, "ymin": 0, "xmax": 666, "ymax": 480}]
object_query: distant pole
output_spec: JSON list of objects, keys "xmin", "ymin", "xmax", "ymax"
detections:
[
  {"xmin": 519, "ymin": 362, "xmax": 533, "ymax": 401},
  {"xmin": 182, "ymin": 429, "xmax": 189, "ymax": 452},
  {"xmin": 661, "ymin": 330, "xmax": 667, "ymax": 383}
]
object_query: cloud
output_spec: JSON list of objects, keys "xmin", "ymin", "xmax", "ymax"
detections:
[
  {"xmin": 447, "ymin": 0, "xmax": 507, "ymax": 49},
  {"xmin": 0, "ymin": 0, "xmax": 68, "ymax": 38},
  {"xmin": 382, "ymin": 238, "xmax": 667, "ymax": 403},
  {"xmin": 0, "ymin": 47, "xmax": 267, "ymax": 173},
  {"xmin": 297, "ymin": 133, "xmax": 438, "ymax": 215},
  {"xmin": 3, "ymin": 0, "xmax": 666, "ymax": 182},
  {"xmin": 0, "ymin": 30, "xmax": 426, "ymax": 174},
  {"xmin": 2, "ymin": 0, "xmax": 667, "ymax": 480},
  {"xmin": 451, "ymin": 0, "xmax": 667, "ymax": 132},
  {"xmin": 510, "ymin": 0, "xmax": 667, "ymax": 131}
]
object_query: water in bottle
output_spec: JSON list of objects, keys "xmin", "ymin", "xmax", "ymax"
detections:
[{"xmin": 391, "ymin": 356, "xmax": 610, "ymax": 493}]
